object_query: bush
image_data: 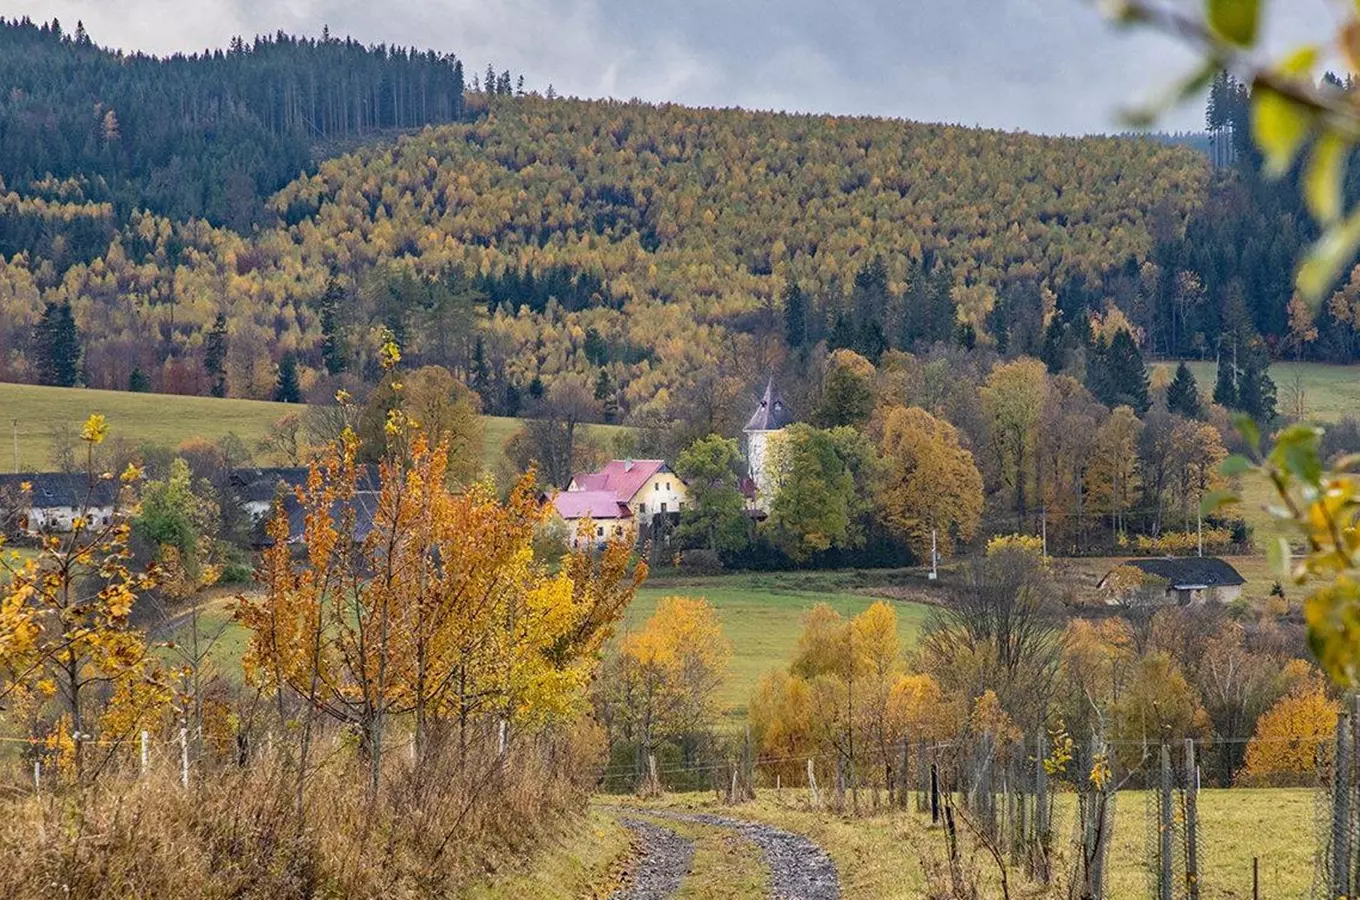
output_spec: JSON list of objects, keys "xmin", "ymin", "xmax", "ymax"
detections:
[
  {"xmin": 678, "ymin": 548, "xmax": 724, "ymax": 575},
  {"xmin": 216, "ymin": 562, "xmax": 255, "ymax": 585}
]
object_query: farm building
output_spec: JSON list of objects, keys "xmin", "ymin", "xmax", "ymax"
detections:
[
  {"xmin": 1098, "ymin": 556, "xmax": 1246, "ymax": 605},
  {"xmin": 0, "ymin": 472, "xmax": 122, "ymax": 534},
  {"xmin": 567, "ymin": 458, "xmax": 688, "ymax": 522},
  {"xmin": 231, "ymin": 466, "xmax": 382, "ymax": 522},
  {"xmin": 550, "ymin": 489, "xmax": 635, "ymax": 549}
]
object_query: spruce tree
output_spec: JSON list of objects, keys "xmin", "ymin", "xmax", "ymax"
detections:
[
  {"xmin": 1238, "ymin": 344, "xmax": 1277, "ymax": 424},
  {"xmin": 1106, "ymin": 330, "xmax": 1151, "ymax": 414},
  {"xmin": 318, "ymin": 277, "xmax": 347, "ymax": 375},
  {"xmin": 204, "ymin": 313, "xmax": 228, "ymax": 397},
  {"xmin": 1040, "ymin": 314, "xmax": 1066, "ymax": 374},
  {"xmin": 275, "ymin": 353, "xmax": 301, "ymax": 403},
  {"xmin": 1213, "ymin": 351, "xmax": 1238, "ymax": 409},
  {"xmin": 32, "ymin": 300, "xmax": 80, "ymax": 387},
  {"xmin": 128, "ymin": 367, "xmax": 150, "ymax": 393},
  {"xmin": 1166, "ymin": 361, "xmax": 1201, "ymax": 418},
  {"xmin": 783, "ymin": 283, "xmax": 808, "ymax": 349}
]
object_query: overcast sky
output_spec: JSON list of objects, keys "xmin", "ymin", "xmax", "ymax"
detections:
[{"xmin": 7, "ymin": 0, "xmax": 1333, "ymax": 134}]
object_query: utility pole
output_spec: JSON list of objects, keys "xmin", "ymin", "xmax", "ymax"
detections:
[
  {"xmin": 11, "ymin": 419, "xmax": 17, "ymax": 473},
  {"xmin": 1197, "ymin": 511, "xmax": 1203, "ymax": 558},
  {"xmin": 929, "ymin": 528, "xmax": 938, "ymax": 581}
]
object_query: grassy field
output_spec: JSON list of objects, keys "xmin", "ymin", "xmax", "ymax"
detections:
[
  {"xmin": 462, "ymin": 809, "xmax": 632, "ymax": 900},
  {"xmin": 613, "ymin": 786, "xmax": 1315, "ymax": 899},
  {"xmin": 1157, "ymin": 359, "xmax": 1360, "ymax": 423},
  {"xmin": 628, "ymin": 571, "xmax": 933, "ymax": 716},
  {"xmin": 0, "ymin": 381, "xmax": 622, "ymax": 474}
]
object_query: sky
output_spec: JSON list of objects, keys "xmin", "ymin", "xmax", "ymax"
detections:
[{"xmin": 7, "ymin": 0, "xmax": 1334, "ymax": 134}]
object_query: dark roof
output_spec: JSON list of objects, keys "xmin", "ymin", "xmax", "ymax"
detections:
[
  {"xmin": 278, "ymin": 491, "xmax": 381, "ymax": 545},
  {"xmin": 232, "ymin": 466, "xmax": 381, "ymax": 503},
  {"xmin": 0, "ymin": 472, "xmax": 120, "ymax": 508},
  {"xmin": 1109, "ymin": 557, "xmax": 1246, "ymax": 589},
  {"xmin": 744, "ymin": 378, "xmax": 794, "ymax": 432}
]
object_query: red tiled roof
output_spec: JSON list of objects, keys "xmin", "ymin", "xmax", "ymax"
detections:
[
  {"xmin": 551, "ymin": 490, "xmax": 633, "ymax": 520},
  {"xmin": 569, "ymin": 459, "xmax": 668, "ymax": 502}
]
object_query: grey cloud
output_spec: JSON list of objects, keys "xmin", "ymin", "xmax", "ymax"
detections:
[{"xmin": 6, "ymin": 0, "xmax": 1332, "ymax": 134}]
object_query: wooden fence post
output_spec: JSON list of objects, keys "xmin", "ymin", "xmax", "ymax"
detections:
[
  {"xmin": 1158, "ymin": 743, "xmax": 1174, "ymax": 900},
  {"xmin": 180, "ymin": 727, "xmax": 190, "ymax": 788},
  {"xmin": 140, "ymin": 730, "xmax": 149, "ymax": 777},
  {"xmin": 1184, "ymin": 738, "xmax": 1200, "ymax": 900},
  {"xmin": 807, "ymin": 758, "xmax": 820, "ymax": 807},
  {"xmin": 1331, "ymin": 708, "xmax": 1352, "ymax": 900}
]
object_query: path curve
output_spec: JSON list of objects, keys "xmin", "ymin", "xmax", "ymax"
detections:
[
  {"xmin": 609, "ymin": 817, "xmax": 695, "ymax": 900},
  {"xmin": 639, "ymin": 809, "xmax": 840, "ymax": 900}
]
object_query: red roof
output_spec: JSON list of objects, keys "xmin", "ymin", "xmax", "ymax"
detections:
[
  {"xmin": 551, "ymin": 490, "xmax": 633, "ymax": 521},
  {"xmin": 569, "ymin": 459, "xmax": 669, "ymax": 501}
]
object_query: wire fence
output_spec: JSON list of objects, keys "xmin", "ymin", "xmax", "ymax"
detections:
[{"xmin": 597, "ymin": 726, "xmax": 1336, "ymax": 899}]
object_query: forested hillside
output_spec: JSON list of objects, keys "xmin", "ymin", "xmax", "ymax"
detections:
[
  {"xmin": 0, "ymin": 16, "xmax": 473, "ymax": 233},
  {"xmin": 0, "ymin": 62, "xmax": 1210, "ymax": 420}
]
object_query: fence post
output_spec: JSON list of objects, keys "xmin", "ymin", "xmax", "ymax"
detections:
[
  {"xmin": 1184, "ymin": 738, "xmax": 1200, "ymax": 900},
  {"xmin": 1331, "ymin": 707, "xmax": 1352, "ymax": 900},
  {"xmin": 179, "ymin": 727, "xmax": 189, "ymax": 789},
  {"xmin": 1033, "ymin": 729, "xmax": 1051, "ymax": 882},
  {"xmin": 140, "ymin": 730, "xmax": 149, "ymax": 777},
  {"xmin": 33, "ymin": 759, "xmax": 40, "ymax": 794},
  {"xmin": 930, "ymin": 760, "xmax": 941, "ymax": 825},
  {"xmin": 807, "ymin": 757, "xmax": 820, "ymax": 807},
  {"xmin": 1156, "ymin": 744, "xmax": 1174, "ymax": 900}
]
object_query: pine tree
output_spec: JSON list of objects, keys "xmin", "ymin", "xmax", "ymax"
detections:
[
  {"xmin": 783, "ymin": 283, "xmax": 808, "ymax": 349},
  {"xmin": 1166, "ymin": 361, "xmax": 1201, "ymax": 418},
  {"xmin": 128, "ymin": 367, "xmax": 150, "ymax": 393},
  {"xmin": 275, "ymin": 353, "xmax": 301, "ymax": 403},
  {"xmin": 204, "ymin": 313, "xmax": 229, "ymax": 397},
  {"xmin": 32, "ymin": 300, "xmax": 80, "ymax": 387},
  {"xmin": 594, "ymin": 369, "xmax": 618, "ymax": 423}
]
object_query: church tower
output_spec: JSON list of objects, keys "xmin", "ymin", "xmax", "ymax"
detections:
[{"xmin": 743, "ymin": 378, "xmax": 793, "ymax": 509}]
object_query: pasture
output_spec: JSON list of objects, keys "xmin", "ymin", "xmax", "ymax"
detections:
[
  {"xmin": 0, "ymin": 381, "xmax": 621, "ymax": 474},
  {"xmin": 1161, "ymin": 359, "xmax": 1360, "ymax": 423}
]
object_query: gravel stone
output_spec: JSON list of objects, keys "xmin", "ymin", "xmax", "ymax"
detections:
[
  {"xmin": 610, "ymin": 817, "xmax": 695, "ymax": 900},
  {"xmin": 642, "ymin": 809, "xmax": 840, "ymax": 900}
]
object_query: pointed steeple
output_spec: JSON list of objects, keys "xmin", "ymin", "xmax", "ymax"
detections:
[{"xmin": 744, "ymin": 377, "xmax": 793, "ymax": 433}]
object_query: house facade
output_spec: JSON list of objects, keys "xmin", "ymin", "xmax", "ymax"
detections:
[
  {"xmin": 550, "ymin": 489, "xmax": 635, "ymax": 549},
  {"xmin": 567, "ymin": 459, "xmax": 688, "ymax": 521},
  {"xmin": 0, "ymin": 473, "xmax": 121, "ymax": 535},
  {"xmin": 1098, "ymin": 557, "xmax": 1247, "ymax": 605}
]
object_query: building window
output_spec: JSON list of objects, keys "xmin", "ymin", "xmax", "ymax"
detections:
[
  {"xmin": 665, "ymin": 481, "xmax": 671, "ymax": 490},
  {"xmin": 639, "ymin": 503, "xmax": 647, "ymax": 514},
  {"xmin": 596, "ymin": 526, "xmax": 604, "ymax": 537},
  {"xmin": 661, "ymin": 502, "xmax": 667, "ymax": 513},
  {"xmin": 654, "ymin": 482, "xmax": 659, "ymax": 490}
]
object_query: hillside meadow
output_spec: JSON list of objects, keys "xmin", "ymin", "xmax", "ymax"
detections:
[{"xmin": 0, "ymin": 381, "xmax": 620, "ymax": 474}]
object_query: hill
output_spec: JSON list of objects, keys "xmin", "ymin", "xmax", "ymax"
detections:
[
  {"xmin": 0, "ymin": 381, "xmax": 621, "ymax": 473},
  {"xmin": 0, "ymin": 89, "xmax": 1208, "ymax": 419}
]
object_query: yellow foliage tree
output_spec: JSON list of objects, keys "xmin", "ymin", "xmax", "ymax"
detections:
[
  {"xmin": 0, "ymin": 416, "xmax": 166, "ymax": 784},
  {"xmin": 1241, "ymin": 689, "xmax": 1338, "ymax": 786},
  {"xmin": 877, "ymin": 406, "xmax": 983, "ymax": 559},
  {"xmin": 239, "ymin": 405, "xmax": 645, "ymax": 796}
]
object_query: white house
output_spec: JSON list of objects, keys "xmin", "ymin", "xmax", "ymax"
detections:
[
  {"xmin": 742, "ymin": 378, "xmax": 794, "ymax": 512},
  {"xmin": 0, "ymin": 473, "xmax": 121, "ymax": 535}
]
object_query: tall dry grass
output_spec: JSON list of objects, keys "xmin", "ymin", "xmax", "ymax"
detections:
[{"xmin": 0, "ymin": 719, "xmax": 604, "ymax": 899}]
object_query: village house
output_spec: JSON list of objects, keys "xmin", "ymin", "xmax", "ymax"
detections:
[
  {"xmin": 1098, "ymin": 556, "xmax": 1247, "ymax": 606},
  {"xmin": 0, "ymin": 472, "xmax": 122, "ymax": 535},
  {"xmin": 550, "ymin": 458, "xmax": 687, "ymax": 548}
]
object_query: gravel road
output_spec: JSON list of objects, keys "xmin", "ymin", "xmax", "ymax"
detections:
[
  {"xmin": 609, "ymin": 817, "xmax": 695, "ymax": 900},
  {"xmin": 637, "ymin": 809, "xmax": 840, "ymax": 900}
]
